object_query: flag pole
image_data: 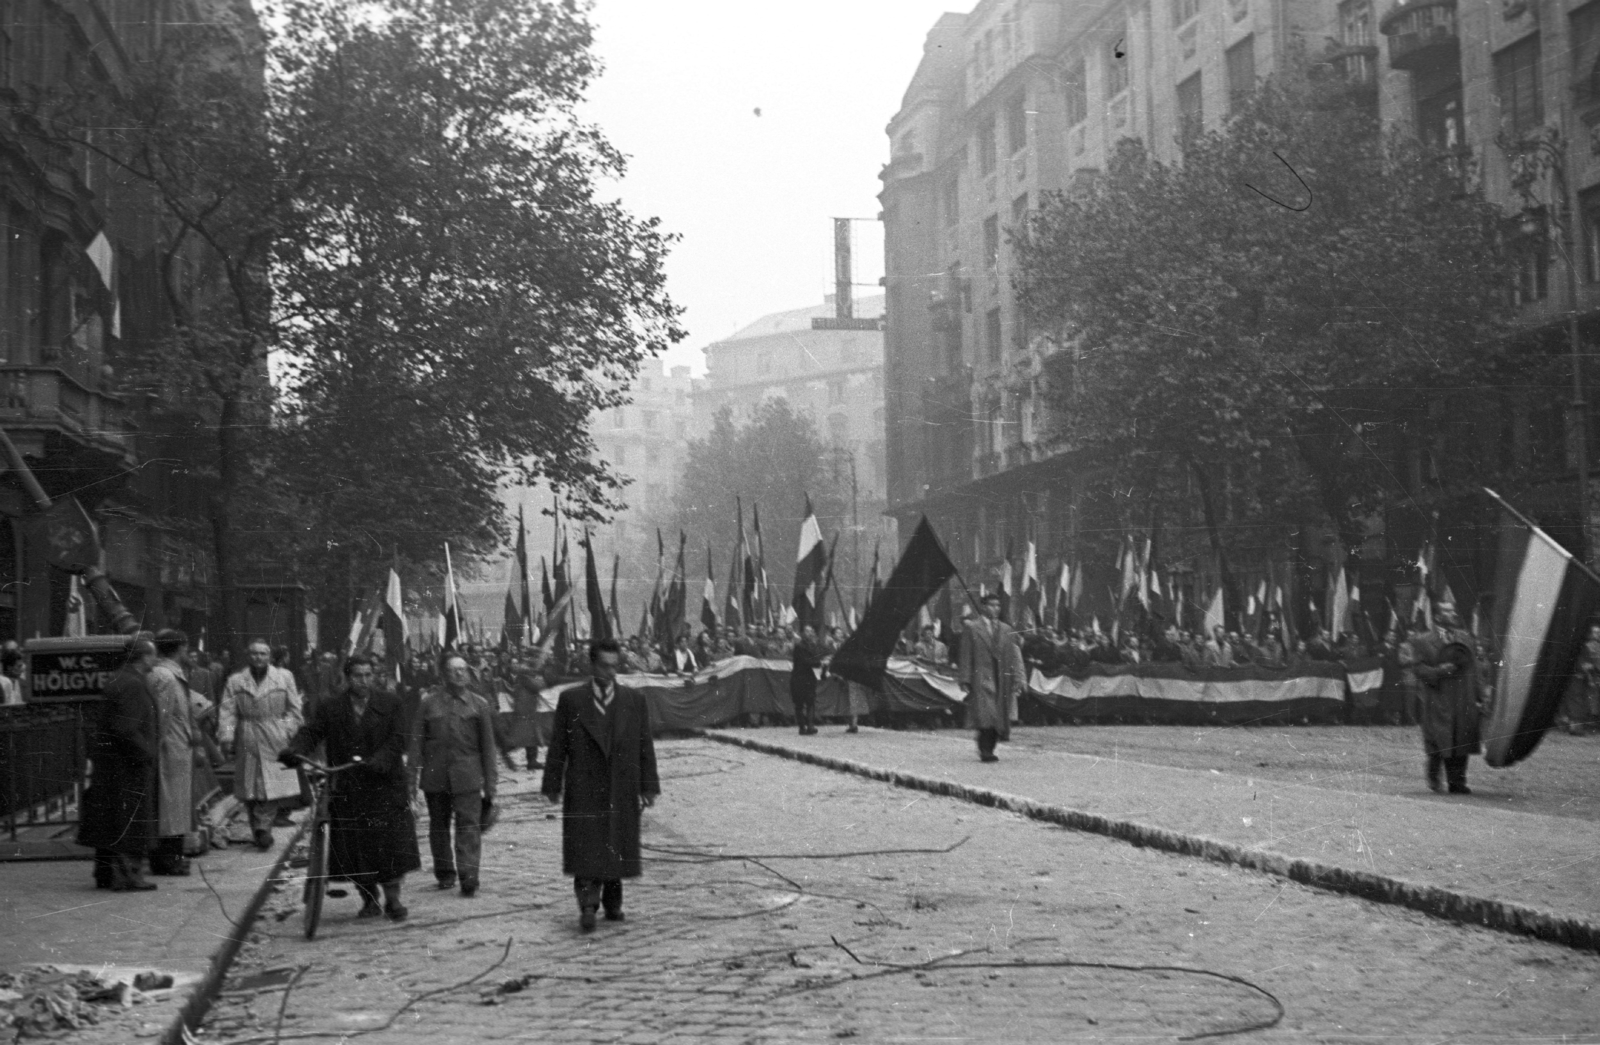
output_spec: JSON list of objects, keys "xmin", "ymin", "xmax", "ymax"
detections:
[{"xmin": 1483, "ymin": 487, "xmax": 1600, "ymax": 586}]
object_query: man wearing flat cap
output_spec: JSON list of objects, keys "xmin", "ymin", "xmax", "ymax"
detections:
[{"xmin": 958, "ymin": 592, "xmax": 1025, "ymax": 763}]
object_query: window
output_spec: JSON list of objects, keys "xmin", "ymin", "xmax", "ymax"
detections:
[
  {"xmin": 1106, "ymin": 35, "xmax": 1129, "ymax": 97},
  {"xmin": 1495, "ymin": 35, "xmax": 1543, "ymax": 141},
  {"xmin": 1339, "ymin": 0, "xmax": 1374, "ymax": 45},
  {"xmin": 615, "ymin": 444, "xmax": 627, "ymax": 467},
  {"xmin": 1065, "ymin": 58, "xmax": 1088, "ymax": 125},
  {"xmin": 1177, "ymin": 73, "xmax": 1203, "ymax": 145},
  {"xmin": 1226, "ymin": 35, "xmax": 1256, "ymax": 112},
  {"xmin": 1573, "ymin": 2, "xmax": 1600, "ymax": 104},
  {"xmin": 1172, "ymin": 0, "xmax": 1201, "ymax": 26},
  {"xmin": 1512, "ymin": 241, "xmax": 1550, "ymax": 305},
  {"xmin": 1417, "ymin": 87, "xmax": 1463, "ymax": 151},
  {"xmin": 612, "ymin": 409, "xmax": 625, "ymax": 429},
  {"xmin": 983, "ymin": 215, "xmax": 1000, "ymax": 269},
  {"xmin": 941, "ymin": 175, "xmax": 960, "ymax": 226},
  {"xmin": 1006, "ymin": 91, "xmax": 1028, "ymax": 153},
  {"xmin": 642, "ymin": 410, "xmax": 657, "ymax": 429},
  {"xmin": 977, "ymin": 114, "xmax": 997, "ymax": 175},
  {"xmin": 986, "ymin": 307, "xmax": 1003, "ymax": 362}
]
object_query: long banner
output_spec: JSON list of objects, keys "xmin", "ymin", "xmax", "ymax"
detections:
[{"xmin": 494, "ymin": 656, "xmax": 1396, "ymax": 740}]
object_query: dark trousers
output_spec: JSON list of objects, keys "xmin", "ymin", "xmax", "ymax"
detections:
[
  {"xmin": 525, "ymin": 745, "xmax": 541, "ymax": 769},
  {"xmin": 94, "ymin": 849, "xmax": 148, "ymax": 887},
  {"xmin": 575, "ymin": 877, "xmax": 622, "ymax": 913},
  {"xmin": 976, "ymin": 728, "xmax": 999, "ymax": 759},
  {"xmin": 425, "ymin": 790, "xmax": 482, "ymax": 884},
  {"xmin": 793, "ymin": 692, "xmax": 815, "ymax": 732},
  {"xmin": 1427, "ymin": 752, "xmax": 1468, "ymax": 790},
  {"xmin": 149, "ymin": 836, "xmax": 187, "ymax": 874}
]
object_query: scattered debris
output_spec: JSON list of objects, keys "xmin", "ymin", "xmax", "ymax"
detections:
[
  {"xmin": 478, "ymin": 974, "xmax": 539, "ymax": 1005},
  {"xmin": 0, "ymin": 965, "xmax": 180, "ymax": 1041}
]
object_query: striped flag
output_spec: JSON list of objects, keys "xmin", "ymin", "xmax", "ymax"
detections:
[
  {"xmin": 792, "ymin": 495, "xmax": 827, "ymax": 625},
  {"xmin": 1482, "ymin": 489, "xmax": 1600, "ymax": 767}
]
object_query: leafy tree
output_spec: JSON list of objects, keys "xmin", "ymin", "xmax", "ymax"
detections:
[
  {"xmin": 1014, "ymin": 62, "xmax": 1519, "ymax": 610},
  {"xmin": 664, "ymin": 400, "xmax": 850, "ymax": 612},
  {"xmin": 22, "ymin": 0, "xmax": 682, "ymax": 646}
]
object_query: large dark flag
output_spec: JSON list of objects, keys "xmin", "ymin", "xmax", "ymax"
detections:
[
  {"xmin": 725, "ymin": 499, "xmax": 746, "ymax": 631},
  {"xmin": 814, "ymin": 530, "xmax": 840, "ymax": 631},
  {"xmin": 610, "ymin": 554, "xmax": 622, "ymax": 638},
  {"xmin": 583, "ymin": 530, "xmax": 613, "ymax": 643},
  {"xmin": 515, "ymin": 505, "xmax": 532, "ymax": 637},
  {"xmin": 443, "ymin": 543, "xmax": 462, "ymax": 651},
  {"xmin": 792, "ymin": 495, "xmax": 827, "ymax": 625},
  {"xmin": 752, "ymin": 503, "xmax": 770, "ymax": 625},
  {"xmin": 830, "ymin": 517, "xmax": 959, "ymax": 691},
  {"xmin": 1481, "ymin": 488, "xmax": 1600, "ymax": 767},
  {"xmin": 381, "ymin": 568, "xmax": 406, "ymax": 669},
  {"xmin": 502, "ymin": 581, "xmax": 522, "ymax": 649}
]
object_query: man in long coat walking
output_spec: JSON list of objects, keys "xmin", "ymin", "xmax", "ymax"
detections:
[
  {"xmin": 148, "ymin": 629, "xmax": 201, "ymax": 874},
  {"xmin": 542, "ymin": 637, "xmax": 660, "ymax": 931},
  {"xmin": 220, "ymin": 638, "xmax": 305, "ymax": 850},
  {"xmin": 280, "ymin": 654, "xmax": 420, "ymax": 921},
  {"xmin": 789, "ymin": 625, "xmax": 822, "ymax": 735},
  {"xmin": 1411, "ymin": 601, "xmax": 1482, "ymax": 794},
  {"xmin": 958, "ymin": 592, "xmax": 1025, "ymax": 763},
  {"xmin": 78, "ymin": 638, "xmax": 161, "ymax": 891}
]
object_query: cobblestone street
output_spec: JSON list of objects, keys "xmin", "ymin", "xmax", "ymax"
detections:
[{"xmin": 202, "ymin": 737, "xmax": 1600, "ymax": 1044}]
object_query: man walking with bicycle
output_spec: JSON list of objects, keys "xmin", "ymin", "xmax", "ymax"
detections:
[{"xmin": 279, "ymin": 654, "xmax": 419, "ymax": 921}]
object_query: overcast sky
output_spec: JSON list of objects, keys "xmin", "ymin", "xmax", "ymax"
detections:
[{"xmin": 581, "ymin": 0, "xmax": 964, "ymax": 375}]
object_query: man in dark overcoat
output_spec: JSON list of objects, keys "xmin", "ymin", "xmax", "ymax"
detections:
[
  {"xmin": 790, "ymin": 625, "xmax": 823, "ymax": 735},
  {"xmin": 958, "ymin": 592, "xmax": 1024, "ymax": 762},
  {"xmin": 78, "ymin": 639, "xmax": 161, "ymax": 891},
  {"xmin": 542, "ymin": 638, "xmax": 660, "ymax": 932},
  {"xmin": 1410, "ymin": 602, "xmax": 1482, "ymax": 795},
  {"xmin": 280, "ymin": 654, "xmax": 421, "ymax": 921}
]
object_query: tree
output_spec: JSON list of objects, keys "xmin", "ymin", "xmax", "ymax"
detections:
[
  {"xmin": 22, "ymin": 0, "xmax": 682, "ymax": 649},
  {"xmin": 664, "ymin": 401, "xmax": 849, "ymax": 614},
  {"xmin": 1014, "ymin": 62, "xmax": 1518, "ymax": 620}
]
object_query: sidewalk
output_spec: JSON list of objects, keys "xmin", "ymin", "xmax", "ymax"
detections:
[
  {"xmin": 0, "ymin": 822, "xmax": 297, "ymax": 1043},
  {"xmin": 703, "ymin": 725, "xmax": 1600, "ymax": 949}
]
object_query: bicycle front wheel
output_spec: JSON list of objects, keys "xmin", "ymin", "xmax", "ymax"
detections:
[{"xmin": 302, "ymin": 817, "xmax": 329, "ymax": 941}]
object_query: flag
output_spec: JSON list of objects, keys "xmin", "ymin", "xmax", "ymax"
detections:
[
  {"xmin": 347, "ymin": 608, "xmax": 366, "ymax": 657},
  {"xmin": 866, "ymin": 537, "xmax": 883, "ymax": 609},
  {"xmin": 1481, "ymin": 488, "xmax": 1600, "ymax": 767},
  {"xmin": 443, "ymin": 543, "xmax": 462, "ymax": 651},
  {"xmin": 752, "ymin": 503, "xmax": 769, "ymax": 625},
  {"xmin": 701, "ymin": 543, "xmax": 718, "ymax": 632},
  {"xmin": 62, "ymin": 573, "xmax": 86, "ymax": 637},
  {"xmin": 610, "ymin": 554, "xmax": 622, "ymax": 637},
  {"xmin": 1329, "ymin": 566, "xmax": 1349, "ymax": 637},
  {"xmin": 502, "ymin": 564, "xmax": 523, "ymax": 649},
  {"xmin": 516, "ymin": 505, "xmax": 532, "ymax": 639},
  {"xmin": 1119, "ymin": 536, "xmax": 1137, "ymax": 603},
  {"xmin": 998, "ymin": 543, "xmax": 1013, "ymax": 624},
  {"xmin": 727, "ymin": 500, "xmax": 747, "ymax": 631},
  {"xmin": 1055, "ymin": 560, "xmax": 1071, "ymax": 628},
  {"xmin": 583, "ymin": 531, "xmax": 613, "ymax": 643},
  {"xmin": 830, "ymin": 517, "xmax": 958, "ymax": 691},
  {"xmin": 1135, "ymin": 535, "xmax": 1151, "ymax": 609},
  {"xmin": 657, "ymin": 531, "xmax": 688, "ymax": 655},
  {"xmin": 815, "ymin": 530, "xmax": 841, "ymax": 631},
  {"xmin": 792, "ymin": 495, "xmax": 827, "ymax": 625},
  {"xmin": 540, "ymin": 556, "xmax": 553, "ymax": 621},
  {"xmin": 381, "ymin": 568, "xmax": 406, "ymax": 671},
  {"xmin": 1021, "ymin": 540, "xmax": 1040, "ymax": 628},
  {"xmin": 1202, "ymin": 586, "xmax": 1224, "ymax": 635}
]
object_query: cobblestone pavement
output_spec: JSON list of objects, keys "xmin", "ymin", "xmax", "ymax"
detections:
[
  {"xmin": 997, "ymin": 723, "xmax": 1600, "ymax": 823},
  {"xmin": 201, "ymin": 738, "xmax": 1600, "ymax": 1044}
]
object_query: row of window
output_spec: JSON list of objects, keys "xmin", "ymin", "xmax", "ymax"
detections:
[
  {"xmin": 1062, "ymin": 34, "xmax": 1255, "ymax": 141},
  {"xmin": 976, "ymin": 91, "xmax": 1030, "ymax": 177}
]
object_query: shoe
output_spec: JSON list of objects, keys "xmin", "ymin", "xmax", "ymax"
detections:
[
  {"xmin": 385, "ymin": 903, "xmax": 409, "ymax": 923},
  {"xmin": 527, "ymin": 763, "xmax": 543, "ymax": 771},
  {"xmin": 460, "ymin": 879, "xmax": 478, "ymax": 898},
  {"xmin": 1449, "ymin": 784, "xmax": 1472, "ymax": 795},
  {"xmin": 253, "ymin": 829, "xmax": 273, "ymax": 851},
  {"xmin": 1427, "ymin": 777, "xmax": 1443, "ymax": 793},
  {"xmin": 436, "ymin": 875, "xmax": 457, "ymax": 891},
  {"xmin": 357, "ymin": 900, "xmax": 383, "ymax": 918},
  {"xmin": 154, "ymin": 859, "xmax": 192, "ymax": 876},
  {"xmin": 603, "ymin": 907, "xmax": 624, "ymax": 922},
  {"xmin": 846, "ymin": 726, "xmax": 859, "ymax": 734},
  {"xmin": 980, "ymin": 754, "xmax": 999, "ymax": 763},
  {"xmin": 112, "ymin": 879, "xmax": 159, "ymax": 892},
  {"xmin": 272, "ymin": 813, "xmax": 295, "ymax": 828},
  {"xmin": 579, "ymin": 906, "xmax": 597, "ymax": 931}
]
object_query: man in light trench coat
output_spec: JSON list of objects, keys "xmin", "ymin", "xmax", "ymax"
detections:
[
  {"xmin": 148, "ymin": 629, "xmax": 203, "ymax": 874},
  {"xmin": 220, "ymin": 637, "xmax": 305, "ymax": 850},
  {"xmin": 958, "ymin": 592, "xmax": 1025, "ymax": 763}
]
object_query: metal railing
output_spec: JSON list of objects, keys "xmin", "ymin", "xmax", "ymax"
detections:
[{"xmin": 2, "ymin": 698, "xmax": 96, "ymax": 859}]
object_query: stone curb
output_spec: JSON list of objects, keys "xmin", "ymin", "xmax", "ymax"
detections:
[
  {"xmin": 699, "ymin": 729, "xmax": 1600, "ymax": 954},
  {"xmin": 161, "ymin": 818, "xmax": 311, "ymax": 1045}
]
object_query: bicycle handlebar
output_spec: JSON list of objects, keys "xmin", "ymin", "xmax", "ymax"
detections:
[{"xmin": 296, "ymin": 758, "xmax": 361, "ymax": 776}]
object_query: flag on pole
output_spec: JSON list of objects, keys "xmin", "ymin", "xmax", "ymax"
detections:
[
  {"xmin": 502, "ymin": 572, "xmax": 523, "ymax": 650},
  {"xmin": 1135, "ymin": 535, "xmax": 1151, "ymax": 609},
  {"xmin": 540, "ymin": 556, "xmax": 553, "ymax": 626},
  {"xmin": 815, "ymin": 530, "xmax": 841, "ymax": 631},
  {"xmin": 1119, "ymin": 536, "xmax": 1137, "ymax": 603},
  {"xmin": 443, "ymin": 543, "xmax": 462, "ymax": 651},
  {"xmin": 998, "ymin": 542, "xmax": 1013, "ymax": 624},
  {"xmin": 1202, "ymin": 586, "xmax": 1224, "ymax": 635},
  {"xmin": 347, "ymin": 608, "xmax": 366, "ymax": 657},
  {"xmin": 381, "ymin": 568, "xmax": 406, "ymax": 673},
  {"xmin": 752, "ymin": 503, "xmax": 769, "ymax": 626},
  {"xmin": 516, "ymin": 506, "xmax": 532, "ymax": 641},
  {"xmin": 582, "ymin": 530, "xmax": 613, "ymax": 643},
  {"xmin": 866, "ymin": 537, "xmax": 883, "ymax": 610},
  {"xmin": 792, "ymin": 495, "xmax": 827, "ymax": 626},
  {"xmin": 1329, "ymin": 566, "xmax": 1349, "ymax": 637},
  {"xmin": 1021, "ymin": 540, "xmax": 1040, "ymax": 628},
  {"xmin": 1481, "ymin": 488, "xmax": 1600, "ymax": 767},
  {"xmin": 610, "ymin": 553, "xmax": 622, "ymax": 637},
  {"xmin": 726, "ymin": 501, "xmax": 746, "ymax": 632},
  {"xmin": 830, "ymin": 517, "xmax": 958, "ymax": 691},
  {"xmin": 701, "ymin": 543, "xmax": 718, "ymax": 632}
]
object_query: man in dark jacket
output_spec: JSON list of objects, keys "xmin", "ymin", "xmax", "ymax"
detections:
[
  {"xmin": 790, "ymin": 625, "xmax": 823, "ymax": 735},
  {"xmin": 1411, "ymin": 603, "xmax": 1482, "ymax": 794},
  {"xmin": 542, "ymin": 638, "xmax": 660, "ymax": 931},
  {"xmin": 280, "ymin": 654, "xmax": 421, "ymax": 921},
  {"xmin": 78, "ymin": 638, "xmax": 161, "ymax": 891}
]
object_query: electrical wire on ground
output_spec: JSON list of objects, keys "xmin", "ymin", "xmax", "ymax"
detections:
[{"xmin": 820, "ymin": 936, "xmax": 1285, "ymax": 1042}]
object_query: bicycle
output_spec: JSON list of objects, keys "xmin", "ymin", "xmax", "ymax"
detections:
[{"xmin": 293, "ymin": 757, "xmax": 359, "ymax": 941}]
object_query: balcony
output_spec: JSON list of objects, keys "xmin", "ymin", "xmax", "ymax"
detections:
[
  {"xmin": 1380, "ymin": 0, "xmax": 1459, "ymax": 73},
  {"xmin": 0, "ymin": 366, "xmax": 136, "ymax": 468}
]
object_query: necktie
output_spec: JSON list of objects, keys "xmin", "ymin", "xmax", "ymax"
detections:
[{"xmin": 594, "ymin": 684, "xmax": 611, "ymax": 718}]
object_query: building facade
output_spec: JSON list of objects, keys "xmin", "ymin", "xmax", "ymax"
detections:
[{"xmin": 0, "ymin": 0, "xmax": 253, "ymax": 644}]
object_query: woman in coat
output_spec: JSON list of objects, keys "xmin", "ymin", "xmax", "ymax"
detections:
[
  {"xmin": 77, "ymin": 640, "xmax": 161, "ymax": 891},
  {"xmin": 280, "ymin": 654, "xmax": 420, "ymax": 921}
]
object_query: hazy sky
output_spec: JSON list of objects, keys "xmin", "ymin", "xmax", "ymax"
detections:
[{"xmin": 581, "ymin": 0, "xmax": 964, "ymax": 375}]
